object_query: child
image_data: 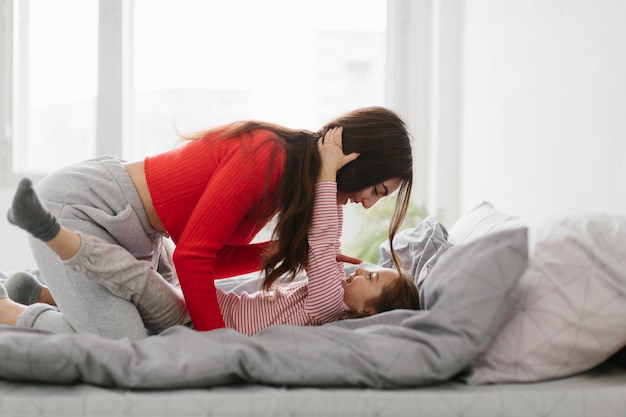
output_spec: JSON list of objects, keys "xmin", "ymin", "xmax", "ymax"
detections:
[{"xmin": 2, "ymin": 129, "xmax": 419, "ymax": 336}]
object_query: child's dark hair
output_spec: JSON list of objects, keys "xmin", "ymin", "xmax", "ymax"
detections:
[{"xmin": 348, "ymin": 269, "xmax": 420, "ymax": 319}]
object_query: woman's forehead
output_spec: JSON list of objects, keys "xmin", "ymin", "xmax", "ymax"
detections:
[{"xmin": 381, "ymin": 178, "xmax": 403, "ymax": 194}]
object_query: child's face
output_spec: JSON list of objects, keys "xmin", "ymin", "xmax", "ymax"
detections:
[{"xmin": 341, "ymin": 267, "xmax": 400, "ymax": 316}]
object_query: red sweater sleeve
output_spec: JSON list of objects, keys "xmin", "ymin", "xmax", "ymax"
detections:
[
  {"xmin": 211, "ymin": 241, "xmax": 272, "ymax": 279},
  {"xmin": 146, "ymin": 131, "xmax": 285, "ymax": 331}
]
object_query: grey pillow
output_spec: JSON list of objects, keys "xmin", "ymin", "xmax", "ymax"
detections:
[
  {"xmin": 404, "ymin": 227, "xmax": 529, "ymax": 377},
  {"xmin": 464, "ymin": 213, "xmax": 626, "ymax": 384},
  {"xmin": 378, "ymin": 217, "xmax": 452, "ymax": 292},
  {"xmin": 334, "ymin": 227, "xmax": 529, "ymax": 381},
  {"xmin": 419, "ymin": 228, "xmax": 528, "ymax": 315}
]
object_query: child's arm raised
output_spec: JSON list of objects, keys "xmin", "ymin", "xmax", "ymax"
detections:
[{"xmin": 303, "ymin": 128, "xmax": 359, "ymax": 322}]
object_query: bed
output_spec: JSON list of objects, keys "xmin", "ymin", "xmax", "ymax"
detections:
[{"xmin": 2, "ymin": 202, "xmax": 626, "ymax": 417}]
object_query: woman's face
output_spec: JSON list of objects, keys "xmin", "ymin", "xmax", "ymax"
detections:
[{"xmin": 336, "ymin": 178, "xmax": 402, "ymax": 208}]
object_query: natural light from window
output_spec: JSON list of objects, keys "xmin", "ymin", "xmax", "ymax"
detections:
[
  {"xmin": 131, "ymin": 0, "xmax": 387, "ymax": 159},
  {"xmin": 14, "ymin": 0, "xmax": 98, "ymax": 173},
  {"xmin": 15, "ymin": 0, "xmax": 387, "ymax": 172}
]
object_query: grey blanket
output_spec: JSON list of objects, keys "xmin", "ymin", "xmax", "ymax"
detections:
[{"xmin": 0, "ymin": 224, "xmax": 529, "ymax": 389}]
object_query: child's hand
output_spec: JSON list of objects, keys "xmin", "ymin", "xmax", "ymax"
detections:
[{"xmin": 317, "ymin": 127, "xmax": 360, "ymax": 181}]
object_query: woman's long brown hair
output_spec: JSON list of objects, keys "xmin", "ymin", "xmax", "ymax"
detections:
[{"xmin": 188, "ymin": 107, "xmax": 413, "ymax": 291}]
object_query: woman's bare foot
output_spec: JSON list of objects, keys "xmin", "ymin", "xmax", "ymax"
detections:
[
  {"xmin": 0, "ymin": 283, "xmax": 27, "ymax": 326},
  {"xmin": 0, "ymin": 297, "xmax": 27, "ymax": 326},
  {"xmin": 38, "ymin": 286, "xmax": 56, "ymax": 306}
]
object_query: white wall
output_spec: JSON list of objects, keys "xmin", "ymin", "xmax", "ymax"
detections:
[{"xmin": 459, "ymin": 0, "xmax": 626, "ymax": 219}]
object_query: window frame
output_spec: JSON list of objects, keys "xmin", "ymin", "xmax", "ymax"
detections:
[
  {"xmin": 0, "ymin": 0, "xmax": 132, "ymax": 186},
  {"xmin": 0, "ymin": 0, "xmax": 16, "ymax": 187}
]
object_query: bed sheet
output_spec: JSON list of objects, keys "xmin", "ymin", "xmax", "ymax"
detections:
[{"xmin": 1, "ymin": 362, "xmax": 625, "ymax": 417}]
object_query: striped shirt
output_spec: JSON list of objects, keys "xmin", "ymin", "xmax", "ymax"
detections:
[{"xmin": 216, "ymin": 181, "xmax": 347, "ymax": 335}]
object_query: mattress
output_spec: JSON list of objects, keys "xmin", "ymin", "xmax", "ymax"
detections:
[{"xmin": 1, "ymin": 362, "xmax": 625, "ymax": 417}]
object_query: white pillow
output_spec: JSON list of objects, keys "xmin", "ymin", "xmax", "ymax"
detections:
[
  {"xmin": 464, "ymin": 212, "xmax": 626, "ymax": 384},
  {"xmin": 448, "ymin": 202, "xmax": 528, "ymax": 245}
]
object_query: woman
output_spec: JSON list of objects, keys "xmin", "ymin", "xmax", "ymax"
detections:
[
  {"xmin": 6, "ymin": 106, "xmax": 413, "ymax": 340},
  {"xmin": 2, "ymin": 128, "xmax": 419, "ymax": 335}
]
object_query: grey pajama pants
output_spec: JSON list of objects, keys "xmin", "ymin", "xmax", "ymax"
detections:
[{"xmin": 17, "ymin": 156, "xmax": 188, "ymax": 340}]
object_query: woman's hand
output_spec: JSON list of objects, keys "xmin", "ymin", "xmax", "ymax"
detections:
[
  {"xmin": 336, "ymin": 253, "xmax": 362, "ymax": 265},
  {"xmin": 317, "ymin": 127, "xmax": 360, "ymax": 182}
]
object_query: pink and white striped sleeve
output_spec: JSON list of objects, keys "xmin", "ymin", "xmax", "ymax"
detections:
[
  {"xmin": 335, "ymin": 203, "xmax": 345, "ymax": 275},
  {"xmin": 303, "ymin": 181, "xmax": 346, "ymax": 322}
]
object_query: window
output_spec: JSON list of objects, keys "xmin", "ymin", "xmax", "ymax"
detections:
[
  {"xmin": 6, "ymin": 0, "xmax": 98, "ymax": 175},
  {"xmin": 2, "ymin": 0, "xmax": 388, "ymax": 174},
  {"xmin": 131, "ymin": 0, "xmax": 387, "ymax": 159},
  {"xmin": 2, "ymin": 0, "xmax": 407, "ymax": 255}
]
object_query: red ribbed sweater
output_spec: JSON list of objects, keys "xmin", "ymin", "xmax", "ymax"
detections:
[{"xmin": 145, "ymin": 129, "xmax": 286, "ymax": 331}]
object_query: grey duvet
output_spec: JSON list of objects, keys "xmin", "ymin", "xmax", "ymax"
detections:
[{"xmin": 3, "ymin": 211, "xmax": 626, "ymax": 390}]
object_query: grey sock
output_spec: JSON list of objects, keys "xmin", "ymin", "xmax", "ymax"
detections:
[
  {"xmin": 7, "ymin": 178, "xmax": 60, "ymax": 242},
  {"xmin": 4, "ymin": 271, "xmax": 43, "ymax": 305},
  {"xmin": 0, "ymin": 281, "xmax": 7, "ymax": 299}
]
